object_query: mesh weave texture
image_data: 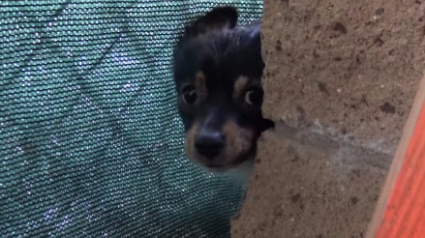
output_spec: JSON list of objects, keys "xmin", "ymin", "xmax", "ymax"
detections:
[{"xmin": 0, "ymin": 1, "xmax": 263, "ymax": 238}]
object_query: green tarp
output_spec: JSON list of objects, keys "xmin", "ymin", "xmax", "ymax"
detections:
[{"xmin": 0, "ymin": 1, "xmax": 263, "ymax": 238}]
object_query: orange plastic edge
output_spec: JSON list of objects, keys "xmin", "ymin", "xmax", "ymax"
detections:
[{"xmin": 366, "ymin": 74, "xmax": 425, "ymax": 238}]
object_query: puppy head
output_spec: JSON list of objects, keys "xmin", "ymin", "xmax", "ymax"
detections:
[{"xmin": 172, "ymin": 6, "xmax": 274, "ymax": 172}]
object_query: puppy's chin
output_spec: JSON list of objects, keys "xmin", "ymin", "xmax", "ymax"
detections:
[
  {"xmin": 209, "ymin": 157, "xmax": 254, "ymax": 183},
  {"xmin": 191, "ymin": 153, "xmax": 255, "ymax": 183},
  {"xmin": 225, "ymin": 156, "xmax": 255, "ymax": 183}
]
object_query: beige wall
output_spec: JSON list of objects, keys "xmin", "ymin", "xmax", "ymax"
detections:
[{"xmin": 232, "ymin": 0, "xmax": 424, "ymax": 237}]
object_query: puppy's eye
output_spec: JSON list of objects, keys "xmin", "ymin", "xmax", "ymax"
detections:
[
  {"xmin": 244, "ymin": 88, "xmax": 263, "ymax": 106},
  {"xmin": 182, "ymin": 86, "xmax": 198, "ymax": 105}
]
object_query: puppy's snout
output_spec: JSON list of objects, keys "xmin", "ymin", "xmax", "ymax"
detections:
[{"xmin": 194, "ymin": 130, "xmax": 225, "ymax": 159}]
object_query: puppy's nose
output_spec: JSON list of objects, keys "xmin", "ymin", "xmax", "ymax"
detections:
[{"xmin": 194, "ymin": 131, "xmax": 225, "ymax": 159}]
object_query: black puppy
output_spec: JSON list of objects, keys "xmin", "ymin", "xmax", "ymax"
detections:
[{"xmin": 172, "ymin": 6, "xmax": 273, "ymax": 178}]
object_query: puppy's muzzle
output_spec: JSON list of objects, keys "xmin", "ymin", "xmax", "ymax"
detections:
[{"xmin": 194, "ymin": 128, "xmax": 225, "ymax": 160}]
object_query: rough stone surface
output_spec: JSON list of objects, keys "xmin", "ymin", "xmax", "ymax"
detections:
[
  {"xmin": 231, "ymin": 126, "xmax": 390, "ymax": 238},
  {"xmin": 261, "ymin": 0, "xmax": 424, "ymax": 153},
  {"xmin": 231, "ymin": 0, "xmax": 424, "ymax": 237}
]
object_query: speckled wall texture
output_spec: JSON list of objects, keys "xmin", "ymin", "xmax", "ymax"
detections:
[{"xmin": 231, "ymin": 0, "xmax": 424, "ymax": 237}]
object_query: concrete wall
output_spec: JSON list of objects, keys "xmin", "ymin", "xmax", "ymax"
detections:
[{"xmin": 232, "ymin": 0, "xmax": 424, "ymax": 237}]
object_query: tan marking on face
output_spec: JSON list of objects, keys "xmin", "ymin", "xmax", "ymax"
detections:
[
  {"xmin": 195, "ymin": 71, "xmax": 207, "ymax": 96},
  {"xmin": 222, "ymin": 120, "xmax": 253, "ymax": 163},
  {"xmin": 184, "ymin": 122, "xmax": 199, "ymax": 164},
  {"xmin": 183, "ymin": 119, "xmax": 254, "ymax": 171},
  {"xmin": 233, "ymin": 76, "xmax": 249, "ymax": 99}
]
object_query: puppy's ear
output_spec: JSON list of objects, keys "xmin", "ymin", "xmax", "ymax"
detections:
[{"xmin": 184, "ymin": 6, "xmax": 238, "ymax": 38}]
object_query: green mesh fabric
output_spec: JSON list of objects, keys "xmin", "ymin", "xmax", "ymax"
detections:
[{"xmin": 0, "ymin": 1, "xmax": 263, "ymax": 238}]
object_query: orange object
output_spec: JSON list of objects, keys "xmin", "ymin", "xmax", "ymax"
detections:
[
  {"xmin": 375, "ymin": 105, "xmax": 425, "ymax": 238},
  {"xmin": 366, "ymin": 74, "xmax": 425, "ymax": 238}
]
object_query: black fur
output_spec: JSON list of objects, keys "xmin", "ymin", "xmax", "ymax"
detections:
[{"xmin": 172, "ymin": 6, "xmax": 274, "ymax": 172}]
